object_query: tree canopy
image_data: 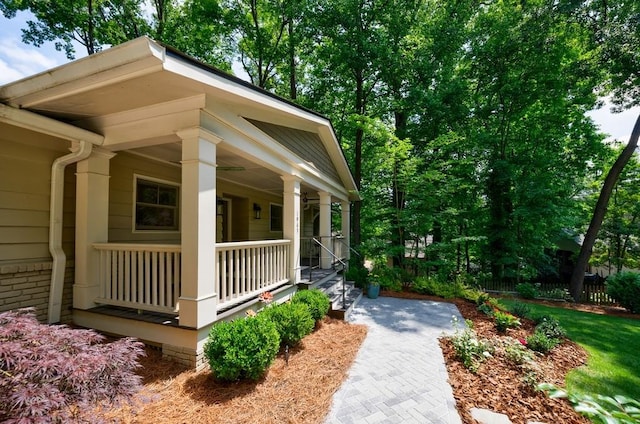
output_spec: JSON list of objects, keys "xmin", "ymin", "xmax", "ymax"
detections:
[{"xmin": 3, "ymin": 0, "xmax": 640, "ymax": 289}]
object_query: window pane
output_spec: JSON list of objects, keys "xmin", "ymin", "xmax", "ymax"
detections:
[
  {"xmin": 137, "ymin": 183, "xmax": 158, "ymax": 203},
  {"xmin": 136, "ymin": 205, "xmax": 177, "ymax": 229},
  {"xmin": 270, "ymin": 204, "xmax": 283, "ymax": 232},
  {"xmin": 158, "ymin": 186, "xmax": 177, "ymax": 206}
]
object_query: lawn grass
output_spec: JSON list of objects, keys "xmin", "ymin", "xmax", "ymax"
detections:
[{"xmin": 500, "ymin": 299, "xmax": 640, "ymax": 400}]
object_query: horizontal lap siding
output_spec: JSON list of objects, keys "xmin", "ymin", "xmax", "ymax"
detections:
[
  {"xmin": 109, "ymin": 152, "xmax": 181, "ymax": 242},
  {"xmin": 0, "ymin": 129, "xmax": 76, "ymax": 263},
  {"xmin": 0, "ymin": 125, "xmax": 77, "ymax": 322}
]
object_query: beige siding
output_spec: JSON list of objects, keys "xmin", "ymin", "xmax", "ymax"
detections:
[
  {"xmin": 109, "ymin": 152, "xmax": 181, "ymax": 242},
  {"xmin": 0, "ymin": 126, "xmax": 76, "ymax": 264},
  {"xmin": 0, "ymin": 124, "xmax": 76, "ymax": 322},
  {"xmin": 108, "ymin": 152, "xmax": 287, "ymax": 243},
  {"xmin": 218, "ymin": 180, "xmax": 284, "ymax": 240}
]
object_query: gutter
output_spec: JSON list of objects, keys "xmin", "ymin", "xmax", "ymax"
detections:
[{"xmin": 0, "ymin": 104, "xmax": 104, "ymax": 323}]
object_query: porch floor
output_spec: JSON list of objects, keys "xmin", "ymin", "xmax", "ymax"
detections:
[{"xmin": 86, "ymin": 305, "xmax": 181, "ymax": 327}]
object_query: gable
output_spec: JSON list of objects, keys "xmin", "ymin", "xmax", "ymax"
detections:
[{"xmin": 246, "ymin": 119, "xmax": 342, "ymax": 184}]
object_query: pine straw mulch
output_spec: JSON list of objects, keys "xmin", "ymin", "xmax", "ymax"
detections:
[
  {"xmin": 96, "ymin": 317, "xmax": 367, "ymax": 424},
  {"xmin": 381, "ymin": 290, "xmax": 591, "ymax": 424}
]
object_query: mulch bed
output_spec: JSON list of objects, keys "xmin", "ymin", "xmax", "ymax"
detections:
[
  {"xmin": 96, "ymin": 317, "xmax": 367, "ymax": 424},
  {"xmin": 381, "ymin": 290, "xmax": 591, "ymax": 424}
]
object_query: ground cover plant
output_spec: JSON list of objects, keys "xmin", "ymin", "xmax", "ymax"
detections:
[
  {"xmin": 0, "ymin": 308, "xmax": 144, "ymax": 423},
  {"xmin": 500, "ymin": 299, "xmax": 640, "ymax": 401}
]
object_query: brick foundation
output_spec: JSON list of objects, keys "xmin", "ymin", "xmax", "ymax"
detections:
[
  {"xmin": 162, "ymin": 344, "xmax": 207, "ymax": 371},
  {"xmin": 0, "ymin": 261, "xmax": 74, "ymax": 323}
]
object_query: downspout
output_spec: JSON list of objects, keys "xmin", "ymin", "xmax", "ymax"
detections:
[{"xmin": 48, "ymin": 141, "xmax": 93, "ymax": 323}]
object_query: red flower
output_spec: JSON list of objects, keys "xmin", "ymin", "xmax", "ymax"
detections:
[{"xmin": 519, "ymin": 338, "xmax": 527, "ymax": 346}]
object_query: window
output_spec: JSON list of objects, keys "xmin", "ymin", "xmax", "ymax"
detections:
[
  {"xmin": 270, "ymin": 203, "xmax": 283, "ymax": 232},
  {"xmin": 134, "ymin": 176, "xmax": 179, "ymax": 231}
]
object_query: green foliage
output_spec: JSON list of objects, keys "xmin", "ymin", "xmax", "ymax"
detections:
[
  {"xmin": 501, "ymin": 338, "xmax": 534, "ymax": 366},
  {"xmin": 494, "ymin": 311, "xmax": 521, "ymax": 333},
  {"xmin": 540, "ymin": 384, "xmax": 640, "ymax": 424},
  {"xmin": 204, "ymin": 315, "xmax": 280, "ymax": 381},
  {"xmin": 516, "ymin": 283, "xmax": 539, "ymax": 299},
  {"xmin": 262, "ymin": 301, "xmax": 315, "ymax": 346},
  {"xmin": 411, "ymin": 275, "xmax": 474, "ymax": 299},
  {"xmin": 509, "ymin": 301, "xmax": 531, "ymax": 318},
  {"xmin": 526, "ymin": 331, "xmax": 560, "ymax": 354},
  {"xmin": 501, "ymin": 299, "xmax": 640, "ymax": 401},
  {"xmin": 477, "ymin": 302, "xmax": 495, "ymax": 317},
  {"xmin": 292, "ymin": 289, "xmax": 330, "ymax": 322},
  {"xmin": 535, "ymin": 317, "xmax": 567, "ymax": 339},
  {"xmin": 345, "ymin": 265, "xmax": 369, "ymax": 288},
  {"xmin": 450, "ymin": 318, "xmax": 494, "ymax": 373},
  {"xmin": 606, "ymin": 272, "xmax": 640, "ymax": 313}
]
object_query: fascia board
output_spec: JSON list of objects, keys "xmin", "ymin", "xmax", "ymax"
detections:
[
  {"xmin": 0, "ymin": 103, "xmax": 103, "ymax": 145},
  {"xmin": 0, "ymin": 37, "xmax": 164, "ymax": 108}
]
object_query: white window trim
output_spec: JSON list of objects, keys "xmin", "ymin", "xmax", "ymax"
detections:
[
  {"xmin": 132, "ymin": 174, "xmax": 181, "ymax": 234},
  {"xmin": 269, "ymin": 202, "xmax": 283, "ymax": 233}
]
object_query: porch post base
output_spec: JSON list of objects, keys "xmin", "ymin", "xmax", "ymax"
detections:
[
  {"xmin": 178, "ymin": 294, "xmax": 218, "ymax": 329},
  {"xmin": 162, "ymin": 344, "xmax": 207, "ymax": 371},
  {"xmin": 73, "ymin": 282, "xmax": 100, "ymax": 310}
]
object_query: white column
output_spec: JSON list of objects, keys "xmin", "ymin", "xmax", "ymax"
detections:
[
  {"xmin": 178, "ymin": 128, "xmax": 221, "ymax": 328},
  {"xmin": 74, "ymin": 148, "xmax": 116, "ymax": 309},
  {"xmin": 318, "ymin": 191, "xmax": 333, "ymax": 269},
  {"xmin": 282, "ymin": 176, "xmax": 301, "ymax": 284},
  {"xmin": 341, "ymin": 200, "xmax": 351, "ymax": 262}
]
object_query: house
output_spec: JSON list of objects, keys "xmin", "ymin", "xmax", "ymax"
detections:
[{"xmin": 0, "ymin": 37, "xmax": 360, "ymax": 369}]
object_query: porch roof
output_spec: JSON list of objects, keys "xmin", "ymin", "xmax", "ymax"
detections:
[{"xmin": 0, "ymin": 37, "xmax": 360, "ymax": 202}]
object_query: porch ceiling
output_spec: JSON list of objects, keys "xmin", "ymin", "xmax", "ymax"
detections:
[{"xmin": 130, "ymin": 142, "xmax": 317, "ymax": 196}]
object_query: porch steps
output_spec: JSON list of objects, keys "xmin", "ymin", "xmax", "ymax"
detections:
[{"xmin": 313, "ymin": 275, "xmax": 363, "ymax": 321}]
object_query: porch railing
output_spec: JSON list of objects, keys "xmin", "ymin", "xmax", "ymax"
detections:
[
  {"xmin": 93, "ymin": 239, "xmax": 291, "ymax": 315},
  {"xmin": 93, "ymin": 243, "xmax": 181, "ymax": 314},
  {"xmin": 216, "ymin": 239, "xmax": 290, "ymax": 310}
]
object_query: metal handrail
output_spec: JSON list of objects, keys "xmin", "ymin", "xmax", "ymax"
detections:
[
  {"xmin": 312, "ymin": 237, "xmax": 347, "ymax": 309},
  {"xmin": 335, "ymin": 237, "xmax": 361, "ymax": 258}
]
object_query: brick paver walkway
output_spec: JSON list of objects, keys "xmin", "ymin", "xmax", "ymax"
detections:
[{"xmin": 324, "ymin": 296, "xmax": 464, "ymax": 424}]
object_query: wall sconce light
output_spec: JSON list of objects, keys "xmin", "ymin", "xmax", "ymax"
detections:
[{"xmin": 253, "ymin": 203, "xmax": 262, "ymax": 219}]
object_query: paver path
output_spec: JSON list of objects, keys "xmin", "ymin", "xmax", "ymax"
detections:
[{"xmin": 324, "ymin": 296, "xmax": 464, "ymax": 424}]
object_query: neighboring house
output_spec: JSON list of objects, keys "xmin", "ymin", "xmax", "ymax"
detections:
[{"xmin": 0, "ymin": 37, "xmax": 359, "ymax": 369}]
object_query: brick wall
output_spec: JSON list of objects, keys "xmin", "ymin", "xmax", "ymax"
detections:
[{"xmin": 0, "ymin": 261, "xmax": 74, "ymax": 323}]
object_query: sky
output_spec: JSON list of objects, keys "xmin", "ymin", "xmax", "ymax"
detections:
[{"xmin": 1, "ymin": 11, "xmax": 639, "ymax": 142}]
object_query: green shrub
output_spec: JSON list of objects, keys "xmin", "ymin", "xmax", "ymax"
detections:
[
  {"xmin": 475, "ymin": 292, "xmax": 492, "ymax": 306},
  {"xmin": 509, "ymin": 301, "xmax": 531, "ymax": 318},
  {"xmin": 412, "ymin": 276, "xmax": 439, "ymax": 295},
  {"xmin": 204, "ymin": 315, "xmax": 280, "ymax": 381},
  {"xmin": 606, "ymin": 272, "xmax": 640, "ymax": 313},
  {"xmin": 535, "ymin": 316, "xmax": 566, "ymax": 339},
  {"xmin": 292, "ymin": 289, "xmax": 330, "ymax": 322},
  {"xmin": 494, "ymin": 311, "xmax": 521, "ymax": 332},
  {"xmin": 345, "ymin": 265, "xmax": 369, "ymax": 288},
  {"xmin": 516, "ymin": 282, "xmax": 539, "ymax": 299},
  {"xmin": 450, "ymin": 323, "xmax": 494, "ymax": 373},
  {"xmin": 531, "ymin": 313, "xmax": 555, "ymax": 325},
  {"xmin": 526, "ymin": 330, "xmax": 560, "ymax": 353},
  {"xmin": 262, "ymin": 301, "xmax": 315, "ymax": 346},
  {"xmin": 477, "ymin": 302, "xmax": 495, "ymax": 316}
]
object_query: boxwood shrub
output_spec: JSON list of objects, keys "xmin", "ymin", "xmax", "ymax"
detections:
[
  {"xmin": 204, "ymin": 314, "xmax": 280, "ymax": 381},
  {"xmin": 292, "ymin": 289, "xmax": 330, "ymax": 322},
  {"xmin": 262, "ymin": 301, "xmax": 314, "ymax": 346}
]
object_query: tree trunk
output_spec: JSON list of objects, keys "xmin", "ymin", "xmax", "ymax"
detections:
[{"xmin": 569, "ymin": 113, "xmax": 640, "ymax": 301}]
